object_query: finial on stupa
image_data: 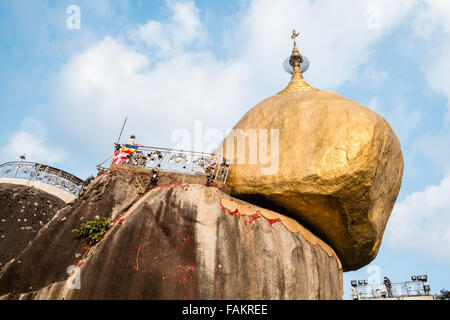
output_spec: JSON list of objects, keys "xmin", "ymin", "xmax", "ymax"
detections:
[
  {"xmin": 291, "ymin": 29, "xmax": 299, "ymax": 41},
  {"xmin": 278, "ymin": 29, "xmax": 316, "ymax": 95}
]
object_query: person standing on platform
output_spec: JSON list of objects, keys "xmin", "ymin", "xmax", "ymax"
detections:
[{"xmin": 125, "ymin": 135, "xmax": 144, "ymax": 147}]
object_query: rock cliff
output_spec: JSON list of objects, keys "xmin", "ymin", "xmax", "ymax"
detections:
[
  {"xmin": 0, "ymin": 166, "xmax": 342, "ymax": 300},
  {"xmin": 0, "ymin": 183, "xmax": 66, "ymax": 270}
]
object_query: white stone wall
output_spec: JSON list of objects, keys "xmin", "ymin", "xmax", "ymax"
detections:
[{"xmin": 0, "ymin": 178, "xmax": 75, "ymax": 203}]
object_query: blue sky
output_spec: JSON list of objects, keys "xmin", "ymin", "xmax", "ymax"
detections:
[{"xmin": 1, "ymin": 0, "xmax": 450, "ymax": 299}]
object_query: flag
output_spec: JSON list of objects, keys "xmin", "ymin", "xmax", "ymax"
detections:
[
  {"xmin": 112, "ymin": 144, "xmax": 139, "ymax": 165},
  {"xmin": 122, "ymin": 144, "xmax": 139, "ymax": 154},
  {"xmin": 112, "ymin": 144, "xmax": 124, "ymax": 164}
]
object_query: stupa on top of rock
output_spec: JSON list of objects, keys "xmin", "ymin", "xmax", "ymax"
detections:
[{"xmin": 217, "ymin": 30, "xmax": 404, "ymax": 271}]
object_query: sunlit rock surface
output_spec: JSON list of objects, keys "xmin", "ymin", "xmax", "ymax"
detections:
[
  {"xmin": 218, "ymin": 89, "xmax": 404, "ymax": 271},
  {"xmin": 0, "ymin": 166, "xmax": 342, "ymax": 300}
]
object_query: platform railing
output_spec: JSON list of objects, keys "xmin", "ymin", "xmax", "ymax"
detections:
[
  {"xmin": 113, "ymin": 145, "xmax": 231, "ymax": 184},
  {"xmin": 0, "ymin": 161, "xmax": 85, "ymax": 196},
  {"xmin": 352, "ymin": 281, "xmax": 432, "ymax": 300}
]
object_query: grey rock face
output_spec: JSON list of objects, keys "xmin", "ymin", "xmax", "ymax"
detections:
[
  {"xmin": 0, "ymin": 183, "xmax": 66, "ymax": 270},
  {"xmin": 0, "ymin": 167, "xmax": 342, "ymax": 300}
]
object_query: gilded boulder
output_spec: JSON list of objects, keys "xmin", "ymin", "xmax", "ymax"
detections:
[{"xmin": 217, "ymin": 89, "xmax": 403, "ymax": 271}]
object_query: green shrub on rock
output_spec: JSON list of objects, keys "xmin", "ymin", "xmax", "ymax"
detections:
[{"xmin": 72, "ymin": 217, "xmax": 111, "ymax": 245}]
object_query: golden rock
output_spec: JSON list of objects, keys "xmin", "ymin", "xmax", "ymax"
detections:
[
  {"xmin": 218, "ymin": 89, "xmax": 403, "ymax": 271},
  {"xmin": 217, "ymin": 34, "xmax": 403, "ymax": 270}
]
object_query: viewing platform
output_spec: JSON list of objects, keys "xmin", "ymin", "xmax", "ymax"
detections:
[
  {"xmin": 105, "ymin": 145, "xmax": 231, "ymax": 184},
  {"xmin": 0, "ymin": 146, "xmax": 231, "ymax": 204},
  {"xmin": 0, "ymin": 161, "xmax": 85, "ymax": 203},
  {"xmin": 350, "ymin": 277, "xmax": 434, "ymax": 300}
]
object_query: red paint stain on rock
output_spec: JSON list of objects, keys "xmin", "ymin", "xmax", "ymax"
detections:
[
  {"xmin": 177, "ymin": 231, "xmax": 191, "ymax": 251},
  {"xmin": 250, "ymin": 214, "xmax": 261, "ymax": 223},
  {"xmin": 215, "ymin": 275, "xmax": 222, "ymax": 300},
  {"xmin": 135, "ymin": 245, "xmax": 142, "ymax": 271},
  {"xmin": 244, "ymin": 214, "xmax": 260, "ymax": 227},
  {"xmin": 175, "ymin": 264, "xmax": 196, "ymax": 299},
  {"xmin": 219, "ymin": 198, "xmax": 241, "ymax": 220},
  {"xmin": 269, "ymin": 218, "xmax": 281, "ymax": 228},
  {"xmin": 219, "ymin": 198, "xmax": 239, "ymax": 213}
]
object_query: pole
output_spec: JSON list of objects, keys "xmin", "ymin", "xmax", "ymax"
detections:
[{"xmin": 116, "ymin": 117, "xmax": 127, "ymax": 144}]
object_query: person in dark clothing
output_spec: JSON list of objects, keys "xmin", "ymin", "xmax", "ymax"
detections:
[{"xmin": 384, "ymin": 277, "xmax": 394, "ymax": 298}]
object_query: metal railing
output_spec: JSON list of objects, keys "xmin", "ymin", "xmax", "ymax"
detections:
[
  {"xmin": 111, "ymin": 145, "xmax": 231, "ymax": 184},
  {"xmin": 351, "ymin": 281, "xmax": 432, "ymax": 300},
  {"xmin": 0, "ymin": 161, "xmax": 85, "ymax": 196}
]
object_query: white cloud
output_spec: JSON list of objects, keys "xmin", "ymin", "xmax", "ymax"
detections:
[
  {"xmin": 386, "ymin": 173, "xmax": 450, "ymax": 262},
  {"xmin": 44, "ymin": 0, "xmax": 420, "ymax": 158},
  {"xmin": 413, "ymin": 0, "xmax": 450, "ymax": 114},
  {"xmin": 386, "ymin": 102, "xmax": 422, "ymax": 142},
  {"xmin": 235, "ymin": 0, "xmax": 418, "ymax": 90},
  {"xmin": 414, "ymin": 128, "xmax": 450, "ymax": 171},
  {"xmin": 365, "ymin": 96, "xmax": 422, "ymax": 142},
  {"xmin": 409, "ymin": 0, "xmax": 450, "ymax": 169},
  {"xmin": 380, "ymin": 1, "xmax": 450, "ymax": 264},
  {"xmin": 367, "ymin": 97, "xmax": 380, "ymax": 112},
  {"xmin": 132, "ymin": 0, "xmax": 204, "ymax": 57},
  {"xmin": 362, "ymin": 67, "xmax": 388, "ymax": 85},
  {"xmin": 426, "ymin": 43, "xmax": 450, "ymax": 116},
  {"xmin": 413, "ymin": 0, "xmax": 450, "ymax": 39},
  {"xmin": 49, "ymin": 34, "xmax": 249, "ymax": 155},
  {"xmin": 48, "ymin": 0, "xmax": 254, "ymax": 156},
  {"xmin": 1, "ymin": 119, "xmax": 64, "ymax": 164}
]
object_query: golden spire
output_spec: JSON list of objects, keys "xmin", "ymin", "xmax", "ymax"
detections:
[{"xmin": 278, "ymin": 30, "xmax": 316, "ymax": 95}]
